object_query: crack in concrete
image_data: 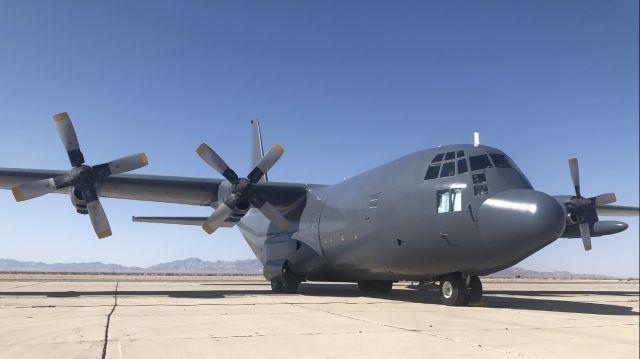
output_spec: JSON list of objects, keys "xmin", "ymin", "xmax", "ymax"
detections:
[
  {"xmin": 290, "ymin": 303, "xmax": 537, "ymax": 358},
  {"xmin": 101, "ymin": 282, "xmax": 118, "ymax": 359}
]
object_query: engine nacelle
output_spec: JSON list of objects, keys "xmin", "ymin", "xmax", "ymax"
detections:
[{"xmin": 70, "ymin": 187, "xmax": 88, "ymax": 214}]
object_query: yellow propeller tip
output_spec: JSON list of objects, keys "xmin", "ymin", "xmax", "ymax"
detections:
[
  {"xmin": 97, "ymin": 230, "xmax": 112, "ymax": 239},
  {"xmin": 196, "ymin": 143, "xmax": 208, "ymax": 155},
  {"xmin": 273, "ymin": 144, "xmax": 284, "ymax": 155},
  {"xmin": 138, "ymin": 153, "xmax": 149, "ymax": 166},
  {"xmin": 568, "ymin": 158, "xmax": 577, "ymax": 165},
  {"xmin": 610, "ymin": 193, "xmax": 617, "ymax": 202},
  {"xmin": 11, "ymin": 187, "xmax": 24, "ymax": 202},
  {"xmin": 53, "ymin": 112, "xmax": 70, "ymax": 122},
  {"xmin": 278, "ymin": 219, "xmax": 289, "ymax": 231},
  {"xmin": 202, "ymin": 223, "xmax": 215, "ymax": 234}
]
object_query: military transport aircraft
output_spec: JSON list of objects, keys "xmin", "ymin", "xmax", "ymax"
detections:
[{"xmin": 1, "ymin": 113, "xmax": 638, "ymax": 306}]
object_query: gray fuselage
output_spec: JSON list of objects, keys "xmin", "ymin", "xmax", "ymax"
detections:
[{"xmin": 239, "ymin": 144, "xmax": 566, "ymax": 282}]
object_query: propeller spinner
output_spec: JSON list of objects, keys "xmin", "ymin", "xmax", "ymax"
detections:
[
  {"xmin": 565, "ymin": 158, "xmax": 617, "ymax": 251},
  {"xmin": 11, "ymin": 112, "xmax": 149, "ymax": 239},
  {"xmin": 196, "ymin": 143, "xmax": 288, "ymax": 235}
]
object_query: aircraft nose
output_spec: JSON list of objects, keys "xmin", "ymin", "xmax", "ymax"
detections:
[{"xmin": 477, "ymin": 189, "xmax": 566, "ymax": 266}]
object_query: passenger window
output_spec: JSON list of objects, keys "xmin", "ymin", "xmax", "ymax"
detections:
[
  {"xmin": 451, "ymin": 189, "xmax": 462, "ymax": 211},
  {"xmin": 456, "ymin": 150, "xmax": 465, "ymax": 158},
  {"xmin": 440, "ymin": 162, "xmax": 455, "ymax": 177},
  {"xmin": 490, "ymin": 154, "xmax": 512, "ymax": 169},
  {"xmin": 474, "ymin": 184, "xmax": 489, "ymax": 196},
  {"xmin": 444, "ymin": 151, "xmax": 455, "ymax": 160},
  {"xmin": 457, "ymin": 159, "xmax": 468, "ymax": 174},
  {"xmin": 431, "ymin": 153, "xmax": 444, "ymax": 163},
  {"xmin": 469, "ymin": 154, "xmax": 493, "ymax": 171},
  {"xmin": 472, "ymin": 173, "xmax": 486, "ymax": 184},
  {"xmin": 437, "ymin": 190, "xmax": 450, "ymax": 213},
  {"xmin": 425, "ymin": 164, "xmax": 441, "ymax": 180}
]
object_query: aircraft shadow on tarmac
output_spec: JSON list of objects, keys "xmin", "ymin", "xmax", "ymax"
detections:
[{"xmin": 2, "ymin": 282, "xmax": 638, "ymax": 316}]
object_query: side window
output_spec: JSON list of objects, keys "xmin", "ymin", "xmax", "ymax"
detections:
[
  {"xmin": 437, "ymin": 190, "xmax": 450, "ymax": 213},
  {"xmin": 474, "ymin": 184, "xmax": 489, "ymax": 196},
  {"xmin": 472, "ymin": 173, "xmax": 486, "ymax": 184},
  {"xmin": 469, "ymin": 154, "xmax": 493, "ymax": 171},
  {"xmin": 457, "ymin": 159, "xmax": 468, "ymax": 174},
  {"xmin": 451, "ymin": 188, "xmax": 462, "ymax": 211},
  {"xmin": 425, "ymin": 164, "xmax": 441, "ymax": 180},
  {"xmin": 431, "ymin": 153, "xmax": 444, "ymax": 163},
  {"xmin": 437, "ymin": 189, "xmax": 463, "ymax": 213},
  {"xmin": 440, "ymin": 162, "xmax": 455, "ymax": 177}
]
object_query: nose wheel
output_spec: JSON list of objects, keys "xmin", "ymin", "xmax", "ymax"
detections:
[{"xmin": 438, "ymin": 274, "xmax": 482, "ymax": 306}]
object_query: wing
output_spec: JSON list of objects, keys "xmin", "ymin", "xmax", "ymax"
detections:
[{"xmin": 0, "ymin": 168, "xmax": 311, "ymax": 208}]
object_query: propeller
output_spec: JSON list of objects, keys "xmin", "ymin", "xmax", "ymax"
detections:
[
  {"xmin": 565, "ymin": 158, "xmax": 617, "ymax": 251},
  {"xmin": 11, "ymin": 112, "xmax": 149, "ymax": 239},
  {"xmin": 196, "ymin": 143, "xmax": 288, "ymax": 234}
]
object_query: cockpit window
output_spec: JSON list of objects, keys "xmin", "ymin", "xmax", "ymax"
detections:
[
  {"xmin": 424, "ymin": 164, "xmax": 441, "ymax": 180},
  {"xmin": 444, "ymin": 151, "xmax": 455, "ymax": 160},
  {"xmin": 490, "ymin": 154, "xmax": 512, "ymax": 169},
  {"xmin": 456, "ymin": 150, "xmax": 465, "ymax": 158},
  {"xmin": 440, "ymin": 162, "xmax": 455, "ymax": 177},
  {"xmin": 457, "ymin": 159, "xmax": 468, "ymax": 174},
  {"xmin": 431, "ymin": 153, "xmax": 444, "ymax": 163},
  {"xmin": 469, "ymin": 154, "xmax": 493, "ymax": 171}
]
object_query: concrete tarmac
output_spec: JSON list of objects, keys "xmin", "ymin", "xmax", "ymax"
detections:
[{"xmin": 0, "ymin": 276, "xmax": 638, "ymax": 358}]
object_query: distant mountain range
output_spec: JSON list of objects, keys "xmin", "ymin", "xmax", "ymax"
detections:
[
  {"xmin": 0, "ymin": 258, "xmax": 262, "ymax": 274},
  {"xmin": 0, "ymin": 258, "xmax": 620, "ymax": 278}
]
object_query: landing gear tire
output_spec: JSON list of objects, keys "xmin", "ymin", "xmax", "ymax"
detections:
[
  {"xmin": 270, "ymin": 268, "xmax": 302, "ymax": 294},
  {"xmin": 358, "ymin": 280, "xmax": 393, "ymax": 295},
  {"xmin": 468, "ymin": 276, "xmax": 483, "ymax": 303},
  {"xmin": 270, "ymin": 280, "xmax": 284, "ymax": 293},
  {"xmin": 439, "ymin": 274, "xmax": 468, "ymax": 306}
]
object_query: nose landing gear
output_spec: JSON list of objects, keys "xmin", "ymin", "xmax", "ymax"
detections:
[{"xmin": 438, "ymin": 273, "xmax": 483, "ymax": 306}]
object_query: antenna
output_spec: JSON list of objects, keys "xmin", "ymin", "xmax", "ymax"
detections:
[{"xmin": 473, "ymin": 132, "xmax": 480, "ymax": 147}]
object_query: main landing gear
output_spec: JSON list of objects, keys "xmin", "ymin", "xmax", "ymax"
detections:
[
  {"xmin": 438, "ymin": 273, "xmax": 482, "ymax": 306},
  {"xmin": 270, "ymin": 267, "xmax": 303, "ymax": 294}
]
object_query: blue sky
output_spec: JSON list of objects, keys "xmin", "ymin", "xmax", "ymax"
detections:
[{"xmin": 0, "ymin": 0, "xmax": 637, "ymax": 276}]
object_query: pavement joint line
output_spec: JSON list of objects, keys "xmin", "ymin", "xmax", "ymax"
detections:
[
  {"xmin": 1, "ymin": 281, "xmax": 46, "ymax": 291},
  {"xmin": 101, "ymin": 281, "xmax": 118, "ymax": 359},
  {"xmin": 290, "ymin": 302, "xmax": 537, "ymax": 358}
]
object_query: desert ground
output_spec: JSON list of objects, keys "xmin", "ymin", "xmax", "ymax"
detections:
[{"xmin": 0, "ymin": 274, "xmax": 638, "ymax": 358}]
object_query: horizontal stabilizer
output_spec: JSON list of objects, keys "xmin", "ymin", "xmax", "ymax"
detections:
[{"xmin": 132, "ymin": 216, "xmax": 208, "ymax": 226}]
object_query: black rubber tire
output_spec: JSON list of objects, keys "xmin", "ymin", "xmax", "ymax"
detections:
[
  {"xmin": 468, "ymin": 276, "xmax": 483, "ymax": 303},
  {"xmin": 439, "ymin": 274, "xmax": 468, "ymax": 306},
  {"xmin": 358, "ymin": 281, "xmax": 375, "ymax": 294},
  {"xmin": 282, "ymin": 276, "xmax": 301, "ymax": 294},
  {"xmin": 373, "ymin": 281, "xmax": 393, "ymax": 294},
  {"xmin": 270, "ymin": 280, "xmax": 284, "ymax": 293}
]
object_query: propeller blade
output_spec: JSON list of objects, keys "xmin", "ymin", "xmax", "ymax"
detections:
[
  {"xmin": 53, "ymin": 112, "xmax": 85, "ymax": 167},
  {"xmin": 568, "ymin": 158, "xmax": 581, "ymax": 197},
  {"xmin": 196, "ymin": 143, "xmax": 239, "ymax": 183},
  {"xmin": 578, "ymin": 222, "xmax": 592, "ymax": 251},
  {"xmin": 87, "ymin": 200, "xmax": 112, "ymax": 239},
  {"xmin": 202, "ymin": 202, "xmax": 233, "ymax": 234},
  {"xmin": 593, "ymin": 192, "xmax": 616, "ymax": 206},
  {"xmin": 247, "ymin": 144, "xmax": 284, "ymax": 183},
  {"xmin": 251, "ymin": 193, "xmax": 288, "ymax": 231},
  {"xmin": 596, "ymin": 205, "xmax": 639, "ymax": 217},
  {"xmin": 11, "ymin": 178, "xmax": 57, "ymax": 202},
  {"xmin": 106, "ymin": 153, "xmax": 149, "ymax": 175}
]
